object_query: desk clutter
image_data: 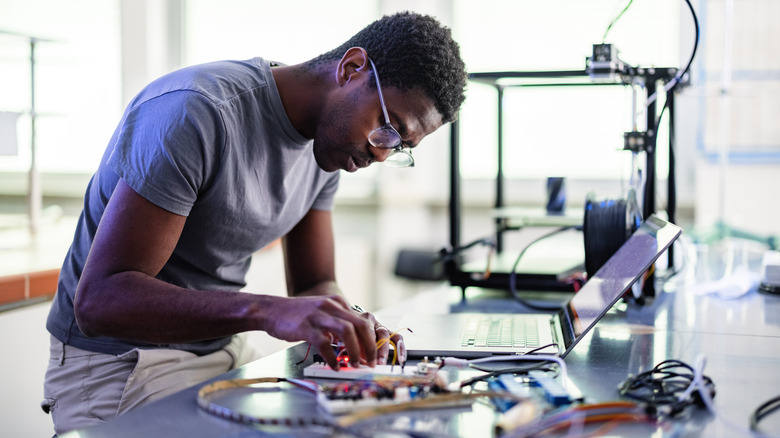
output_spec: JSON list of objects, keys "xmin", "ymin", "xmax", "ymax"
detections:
[{"xmin": 193, "ymin": 350, "xmax": 780, "ymax": 437}]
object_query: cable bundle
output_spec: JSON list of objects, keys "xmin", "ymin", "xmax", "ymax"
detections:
[
  {"xmin": 617, "ymin": 359, "xmax": 715, "ymax": 417},
  {"xmin": 501, "ymin": 401, "xmax": 650, "ymax": 437}
]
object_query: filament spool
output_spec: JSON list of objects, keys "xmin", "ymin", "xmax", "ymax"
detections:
[{"xmin": 583, "ymin": 189, "xmax": 642, "ymax": 279}]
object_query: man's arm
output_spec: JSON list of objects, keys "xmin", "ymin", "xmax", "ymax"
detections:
[
  {"xmin": 281, "ymin": 209, "xmax": 405, "ymax": 365},
  {"xmin": 282, "ymin": 209, "xmax": 339, "ymax": 297},
  {"xmin": 74, "ymin": 180, "xmax": 376, "ymax": 369}
]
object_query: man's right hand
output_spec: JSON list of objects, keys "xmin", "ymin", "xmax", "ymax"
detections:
[{"xmin": 258, "ymin": 294, "xmax": 377, "ymax": 370}]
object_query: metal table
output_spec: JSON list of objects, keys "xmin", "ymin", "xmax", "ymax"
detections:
[{"xmin": 61, "ymin": 255, "xmax": 780, "ymax": 437}]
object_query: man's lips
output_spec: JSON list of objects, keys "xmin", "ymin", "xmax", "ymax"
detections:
[{"xmin": 346, "ymin": 156, "xmax": 369, "ymax": 172}]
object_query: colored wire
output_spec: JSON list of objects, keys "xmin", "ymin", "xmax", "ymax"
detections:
[
  {"xmin": 639, "ymin": 1, "xmax": 698, "ymax": 231},
  {"xmin": 301, "ymin": 327, "xmax": 412, "ymax": 368},
  {"xmin": 375, "ymin": 327, "xmax": 412, "ymax": 366},
  {"xmin": 335, "ymin": 390, "xmax": 523, "ymax": 428},
  {"xmin": 646, "ymin": 0, "xmax": 700, "ymax": 107},
  {"xmin": 295, "ymin": 343, "xmax": 313, "ymax": 365},
  {"xmin": 504, "ymin": 401, "xmax": 650, "ymax": 437},
  {"xmin": 601, "ymin": 0, "xmax": 634, "ymax": 43}
]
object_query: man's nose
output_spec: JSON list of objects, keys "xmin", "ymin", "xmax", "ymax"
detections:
[{"xmin": 370, "ymin": 145, "xmax": 395, "ymax": 163}]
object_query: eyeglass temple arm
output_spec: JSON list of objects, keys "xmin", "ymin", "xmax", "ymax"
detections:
[{"xmin": 368, "ymin": 58, "xmax": 392, "ymax": 126}]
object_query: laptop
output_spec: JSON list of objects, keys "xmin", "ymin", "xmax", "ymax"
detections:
[{"xmin": 397, "ymin": 214, "xmax": 682, "ymax": 359}]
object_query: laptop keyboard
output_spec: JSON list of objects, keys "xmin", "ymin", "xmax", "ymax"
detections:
[{"xmin": 461, "ymin": 316, "xmax": 540, "ymax": 348}]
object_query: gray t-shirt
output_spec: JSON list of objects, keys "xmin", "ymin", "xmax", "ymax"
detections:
[{"xmin": 46, "ymin": 58, "xmax": 340, "ymax": 355}]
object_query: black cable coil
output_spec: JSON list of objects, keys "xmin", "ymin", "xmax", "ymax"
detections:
[{"xmin": 583, "ymin": 188, "xmax": 643, "ymax": 279}]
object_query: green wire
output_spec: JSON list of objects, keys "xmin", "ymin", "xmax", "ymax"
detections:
[{"xmin": 602, "ymin": 0, "xmax": 635, "ymax": 43}]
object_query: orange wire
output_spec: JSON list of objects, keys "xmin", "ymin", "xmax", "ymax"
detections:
[{"xmin": 542, "ymin": 412, "xmax": 650, "ymax": 436}]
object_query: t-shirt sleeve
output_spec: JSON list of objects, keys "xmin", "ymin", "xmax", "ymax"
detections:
[
  {"xmin": 311, "ymin": 171, "xmax": 340, "ymax": 211},
  {"xmin": 106, "ymin": 91, "xmax": 223, "ymax": 216}
]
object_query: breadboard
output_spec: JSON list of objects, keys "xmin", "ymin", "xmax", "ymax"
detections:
[{"xmin": 303, "ymin": 363, "xmax": 419, "ymax": 380}]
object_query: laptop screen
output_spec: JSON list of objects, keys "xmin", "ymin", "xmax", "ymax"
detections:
[{"xmin": 561, "ymin": 215, "xmax": 682, "ymax": 354}]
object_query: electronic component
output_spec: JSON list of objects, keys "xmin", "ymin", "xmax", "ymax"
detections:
[
  {"xmin": 486, "ymin": 374, "xmax": 535, "ymax": 413},
  {"xmin": 487, "ymin": 379, "xmax": 517, "ymax": 413},
  {"xmin": 498, "ymin": 374, "xmax": 534, "ymax": 400},
  {"xmin": 586, "ymin": 43, "xmax": 629, "ymax": 81},
  {"xmin": 529, "ymin": 371, "xmax": 574, "ymax": 406},
  {"xmin": 316, "ymin": 378, "xmax": 467, "ymax": 415},
  {"xmin": 304, "ymin": 361, "xmax": 454, "ymax": 415},
  {"xmin": 623, "ymin": 130, "xmax": 653, "ymax": 153}
]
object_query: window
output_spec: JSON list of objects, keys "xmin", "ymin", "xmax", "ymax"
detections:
[
  {"xmin": 0, "ymin": 0, "xmax": 122, "ymax": 174},
  {"xmin": 183, "ymin": 0, "xmax": 376, "ymax": 67},
  {"xmin": 453, "ymin": 0, "xmax": 681, "ymax": 182}
]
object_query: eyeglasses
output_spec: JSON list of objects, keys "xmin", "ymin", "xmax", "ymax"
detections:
[{"xmin": 367, "ymin": 58, "xmax": 414, "ymax": 168}]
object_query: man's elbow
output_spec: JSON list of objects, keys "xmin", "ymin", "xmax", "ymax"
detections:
[{"xmin": 73, "ymin": 281, "xmax": 109, "ymax": 338}]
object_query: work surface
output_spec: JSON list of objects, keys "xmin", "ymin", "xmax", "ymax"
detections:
[{"xmin": 61, "ymin": 262, "xmax": 780, "ymax": 437}]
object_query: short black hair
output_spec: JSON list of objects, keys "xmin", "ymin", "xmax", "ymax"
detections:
[{"xmin": 310, "ymin": 11, "xmax": 467, "ymax": 123}]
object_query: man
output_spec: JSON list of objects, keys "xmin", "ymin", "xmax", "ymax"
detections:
[{"xmin": 41, "ymin": 10, "xmax": 467, "ymax": 434}]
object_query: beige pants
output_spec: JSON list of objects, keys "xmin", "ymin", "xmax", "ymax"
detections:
[{"xmin": 42, "ymin": 334, "xmax": 256, "ymax": 435}]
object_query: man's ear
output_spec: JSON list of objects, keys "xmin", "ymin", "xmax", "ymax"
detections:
[{"xmin": 336, "ymin": 47, "xmax": 370, "ymax": 87}]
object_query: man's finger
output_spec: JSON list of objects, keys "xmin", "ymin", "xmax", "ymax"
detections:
[
  {"xmin": 375, "ymin": 326, "xmax": 391, "ymax": 365},
  {"xmin": 390, "ymin": 332, "xmax": 407, "ymax": 364},
  {"xmin": 313, "ymin": 335, "xmax": 339, "ymax": 370},
  {"xmin": 341, "ymin": 310, "xmax": 377, "ymax": 367}
]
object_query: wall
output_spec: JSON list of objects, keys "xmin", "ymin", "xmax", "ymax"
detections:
[{"xmin": 691, "ymin": 0, "xmax": 780, "ymax": 240}]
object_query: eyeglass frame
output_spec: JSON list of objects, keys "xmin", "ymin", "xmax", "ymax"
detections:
[{"xmin": 367, "ymin": 58, "xmax": 414, "ymax": 168}]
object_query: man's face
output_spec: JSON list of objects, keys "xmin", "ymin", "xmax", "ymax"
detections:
[{"xmin": 312, "ymin": 79, "xmax": 443, "ymax": 173}]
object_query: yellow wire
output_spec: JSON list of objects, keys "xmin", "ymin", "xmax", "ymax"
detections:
[{"xmin": 375, "ymin": 328, "xmax": 411, "ymax": 366}]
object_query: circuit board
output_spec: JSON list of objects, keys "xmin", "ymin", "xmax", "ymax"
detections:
[{"xmin": 303, "ymin": 361, "xmax": 456, "ymax": 414}]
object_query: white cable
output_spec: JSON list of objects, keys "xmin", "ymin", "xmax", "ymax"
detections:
[
  {"xmin": 438, "ymin": 357, "xmax": 470, "ymax": 368},
  {"xmin": 645, "ymin": 77, "xmax": 679, "ymax": 107},
  {"xmin": 441, "ymin": 355, "xmax": 569, "ymax": 386},
  {"xmin": 687, "ymin": 354, "xmax": 780, "ymax": 438}
]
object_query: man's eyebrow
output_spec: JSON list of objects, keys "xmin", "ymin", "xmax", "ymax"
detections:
[{"xmin": 388, "ymin": 111, "xmax": 417, "ymax": 147}]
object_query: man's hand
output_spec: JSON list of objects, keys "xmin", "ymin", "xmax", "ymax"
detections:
[
  {"xmin": 351, "ymin": 305, "xmax": 406, "ymax": 367},
  {"xmin": 258, "ymin": 294, "xmax": 405, "ymax": 370},
  {"xmin": 259, "ymin": 294, "xmax": 373, "ymax": 370}
]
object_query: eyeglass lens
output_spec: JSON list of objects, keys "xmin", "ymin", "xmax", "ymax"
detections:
[
  {"xmin": 368, "ymin": 126, "xmax": 401, "ymax": 149},
  {"xmin": 367, "ymin": 58, "xmax": 414, "ymax": 167}
]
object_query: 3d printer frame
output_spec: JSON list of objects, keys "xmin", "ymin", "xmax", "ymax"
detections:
[{"xmin": 446, "ymin": 66, "xmax": 680, "ymax": 299}]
